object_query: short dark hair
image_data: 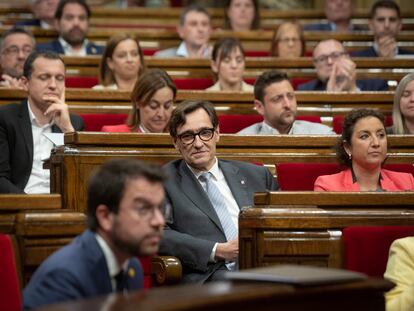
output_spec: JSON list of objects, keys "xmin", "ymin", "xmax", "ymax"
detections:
[
  {"xmin": 87, "ymin": 159, "xmax": 166, "ymax": 231},
  {"xmin": 55, "ymin": 0, "xmax": 91, "ymax": 20},
  {"xmin": 23, "ymin": 50, "xmax": 64, "ymax": 79},
  {"xmin": 337, "ymin": 108, "xmax": 386, "ymax": 167},
  {"xmin": 211, "ymin": 37, "xmax": 245, "ymax": 62},
  {"xmin": 0, "ymin": 27, "xmax": 36, "ymax": 52},
  {"xmin": 223, "ymin": 0, "xmax": 260, "ymax": 30},
  {"xmin": 370, "ymin": 0, "xmax": 400, "ymax": 19},
  {"xmin": 254, "ymin": 70, "xmax": 290, "ymax": 103},
  {"xmin": 179, "ymin": 4, "xmax": 210, "ymax": 26},
  {"xmin": 169, "ymin": 100, "xmax": 218, "ymax": 138}
]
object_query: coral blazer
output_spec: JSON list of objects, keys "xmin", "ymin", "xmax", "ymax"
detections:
[
  {"xmin": 101, "ymin": 124, "xmax": 141, "ymax": 133},
  {"xmin": 314, "ymin": 168, "xmax": 414, "ymax": 191}
]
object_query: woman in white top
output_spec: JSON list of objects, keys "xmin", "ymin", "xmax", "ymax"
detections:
[
  {"xmin": 93, "ymin": 33, "xmax": 145, "ymax": 91},
  {"xmin": 207, "ymin": 37, "xmax": 253, "ymax": 92}
]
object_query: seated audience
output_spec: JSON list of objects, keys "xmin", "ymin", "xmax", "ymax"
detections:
[
  {"xmin": 389, "ymin": 73, "xmax": 414, "ymax": 134},
  {"xmin": 93, "ymin": 34, "xmax": 145, "ymax": 91},
  {"xmin": 352, "ymin": 0, "xmax": 413, "ymax": 58},
  {"xmin": 384, "ymin": 236, "xmax": 414, "ymax": 311},
  {"xmin": 37, "ymin": 0, "xmax": 103, "ymax": 56},
  {"xmin": 0, "ymin": 51, "xmax": 84, "ymax": 194},
  {"xmin": 270, "ymin": 21, "xmax": 305, "ymax": 58},
  {"xmin": 0, "ymin": 28, "xmax": 36, "ymax": 89},
  {"xmin": 223, "ymin": 0, "xmax": 260, "ymax": 31},
  {"xmin": 16, "ymin": 0, "xmax": 58, "ymax": 29},
  {"xmin": 304, "ymin": 0, "xmax": 360, "ymax": 32},
  {"xmin": 23, "ymin": 158, "xmax": 166, "ymax": 309},
  {"xmin": 101, "ymin": 69, "xmax": 176, "ymax": 133},
  {"xmin": 314, "ymin": 108, "xmax": 414, "ymax": 191},
  {"xmin": 238, "ymin": 70, "xmax": 335, "ymax": 135},
  {"xmin": 298, "ymin": 39, "xmax": 388, "ymax": 91},
  {"xmin": 207, "ymin": 37, "xmax": 253, "ymax": 92},
  {"xmin": 154, "ymin": 5, "xmax": 211, "ymax": 58},
  {"xmin": 159, "ymin": 100, "xmax": 278, "ymax": 283}
]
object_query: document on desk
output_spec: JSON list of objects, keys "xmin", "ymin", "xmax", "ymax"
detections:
[
  {"xmin": 224, "ymin": 265, "xmax": 367, "ymax": 286},
  {"xmin": 43, "ymin": 133, "xmax": 64, "ymax": 146}
]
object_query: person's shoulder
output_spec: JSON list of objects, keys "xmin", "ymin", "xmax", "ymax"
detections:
[
  {"xmin": 382, "ymin": 168, "xmax": 414, "ymax": 181},
  {"xmin": 357, "ymin": 78, "xmax": 388, "ymax": 91},
  {"xmin": 163, "ymin": 159, "xmax": 183, "ymax": 171},
  {"xmin": 398, "ymin": 48, "xmax": 414, "ymax": 55},
  {"xmin": 297, "ymin": 79, "xmax": 318, "ymax": 91},
  {"xmin": 303, "ymin": 23, "xmax": 330, "ymax": 31},
  {"xmin": 87, "ymin": 42, "xmax": 104, "ymax": 55},
  {"xmin": 0, "ymin": 102, "xmax": 24, "ymax": 121},
  {"xmin": 237, "ymin": 122, "xmax": 261, "ymax": 135},
  {"xmin": 15, "ymin": 19, "xmax": 41, "ymax": 27},
  {"xmin": 154, "ymin": 47, "xmax": 179, "ymax": 58},
  {"xmin": 351, "ymin": 47, "xmax": 376, "ymax": 57},
  {"xmin": 36, "ymin": 40, "xmax": 60, "ymax": 52},
  {"xmin": 220, "ymin": 159, "xmax": 266, "ymax": 172},
  {"xmin": 294, "ymin": 120, "xmax": 335, "ymax": 134}
]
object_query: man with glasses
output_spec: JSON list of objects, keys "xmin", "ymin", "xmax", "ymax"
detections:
[
  {"xmin": 159, "ymin": 100, "xmax": 278, "ymax": 283},
  {"xmin": 0, "ymin": 28, "xmax": 36, "ymax": 88},
  {"xmin": 24, "ymin": 159, "xmax": 166, "ymax": 309},
  {"xmin": 298, "ymin": 39, "xmax": 388, "ymax": 91},
  {"xmin": 238, "ymin": 70, "xmax": 335, "ymax": 135}
]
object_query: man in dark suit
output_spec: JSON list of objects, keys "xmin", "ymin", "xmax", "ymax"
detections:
[
  {"xmin": 159, "ymin": 100, "xmax": 278, "ymax": 283},
  {"xmin": 0, "ymin": 50, "xmax": 84, "ymax": 194},
  {"xmin": 15, "ymin": 0, "xmax": 58, "ymax": 29},
  {"xmin": 23, "ymin": 159, "xmax": 166, "ymax": 309},
  {"xmin": 36, "ymin": 0, "xmax": 103, "ymax": 56},
  {"xmin": 352, "ymin": 0, "xmax": 413, "ymax": 58},
  {"xmin": 298, "ymin": 39, "xmax": 388, "ymax": 92}
]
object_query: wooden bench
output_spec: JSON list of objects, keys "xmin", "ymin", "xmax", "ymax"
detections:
[
  {"xmin": 240, "ymin": 191, "xmax": 414, "ymax": 270},
  {"xmin": 50, "ymin": 133, "xmax": 414, "ymax": 213},
  {"xmin": 0, "ymin": 89, "xmax": 395, "ymax": 118}
]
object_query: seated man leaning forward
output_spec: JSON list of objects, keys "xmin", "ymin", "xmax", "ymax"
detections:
[
  {"xmin": 0, "ymin": 50, "xmax": 84, "ymax": 194},
  {"xmin": 159, "ymin": 100, "xmax": 278, "ymax": 283},
  {"xmin": 23, "ymin": 159, "xmax": 166, "ymax": 309},
  {"xmin": 297, "ymin": 39, "xmax": 388, "ymax": 91},
  {"xmin": 238, "ymin": 70, "xmax": 335, "ymax": 135},
  {"xmin": 154, "ymin": 4, "xmax": 211, "ymax": 58}
]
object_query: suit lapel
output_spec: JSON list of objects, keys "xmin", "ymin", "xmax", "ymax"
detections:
[
  {"xmin": 219, "ymin": 160, "xmax": 250, "ymax": 210},
  {"xmin": 18, "ymin": 101, "xmax": 33, "ymax": 164},
  {"xmin": 177, "ymin": 161, "xmax": 224, "ymax": 232}
]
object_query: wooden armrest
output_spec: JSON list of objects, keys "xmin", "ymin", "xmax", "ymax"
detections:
[{"xmin": 151, "ymin": 255, "xmax": 182, "ymax": 286}]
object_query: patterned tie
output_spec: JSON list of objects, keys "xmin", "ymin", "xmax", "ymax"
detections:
[{"xmin": 199, "ymin": 172, "xmax": 238, "ymax": 241}]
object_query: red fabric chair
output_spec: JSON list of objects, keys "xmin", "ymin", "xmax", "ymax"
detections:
[
  {"xmin": 245, "ymin": 50, "xmax": 270, "ymax": 57},
  {"xmin": 80, "ymin": 114, "xmax": 128, "ymax": 131},
  {"xmin": 333, "ymin": 115, "xmax": 393, "ymax": 134},
  {"xmin": 291, "ymin": 78, "xmax": 312, "ymax": 90},
  {"xmin": 0, "ymin": 234, "xmax": 21, "ymax": 311},
  {"xmin": 384, "ymin": 163, "xmax": 414, "ymax": 176},
  {"xmin": 65, "ymin": 76, "xmax": 99, "ymax": 88},
  {"xmin": 218, "ymin": 114, "xmax": 263, "ymax": 133},
  {"xmin": 173, "ymin": 78, "xmax": 214, "ymax": 90},
  {"xmin": 276, "ymin": 163, "xmax": 342, "ymax": 190},
  {"xmin": 343, "ymin": 226, "xmax": 414, "ymax": 277},
  {"xmin": 139, "ymin": 256, "xmax": 152, "ymax": 289}
]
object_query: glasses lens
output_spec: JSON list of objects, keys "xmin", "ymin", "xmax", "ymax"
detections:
[
  {"xmin": 199, "ymin": 129, "xmax": 214, "ymax": 141},
  {"xmin": 180, "ymin": 133, "xmax": 195, "ymax": 144}
]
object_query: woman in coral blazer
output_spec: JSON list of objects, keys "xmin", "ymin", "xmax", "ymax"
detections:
[
  {"xmin": 101, "ymin": 69, "xmax": 176, "ymax": 133},
  {"xmin": 314, "ymin": 108, "xmax": 414, "ymax": 191}
]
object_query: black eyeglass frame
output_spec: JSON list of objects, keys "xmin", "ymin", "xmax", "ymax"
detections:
[{"xmin": 177, "ymin": 127, "xmax": 216, "ymax": 145}]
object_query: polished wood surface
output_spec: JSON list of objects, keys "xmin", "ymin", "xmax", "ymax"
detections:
[
  {"xmin": 34, "ymin": 278, "xmax": 391, "ymax": 311},
  {"xmin": 240, "ymin": 192, "xmax": 414, "ymax": 270}
]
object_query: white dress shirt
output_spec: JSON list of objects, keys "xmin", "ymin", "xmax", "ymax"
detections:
[{"xmin": 59, "ymin": 37, "xmax": 89, "ymax": 56}]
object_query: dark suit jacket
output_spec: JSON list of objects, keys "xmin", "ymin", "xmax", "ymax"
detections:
[
  {"xmin": 351, "ymin": 46, "xmax": 414, "ymax": 57},
  {"xmin": 0, "ymin": 101, "xmax": 84, "ymax": 193},
  {"xmin": 297, "ymin": 78, "xmax": 388, "ymax": 91},
  {"xmin": 15, "ymin": 19, "xmax": 42, "ymax": 27},
  {"xmin": 37, "ymin": 39, "xmax": 104, "ymax": 55},
  {"xmin": 23, "ymin": 230, "xmax": 144, "ymax": 310},
  {"xmin": 303, "ymin": 22, "xmax": 363, "ymax": 31},
  {"xmin": 159, "ymin": 159, "xmax": 278, "ymax": 283}
]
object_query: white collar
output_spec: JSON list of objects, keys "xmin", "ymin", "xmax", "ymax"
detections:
[
  {"xmin": 27, "ymin": 100, "xmax": 54, "ymax": 128},
  {"xmin": 95, "ymin": 233, "xmax": 127, "ymax": 278},
  {"xmin": 58, "ymin": 37, "xmax": 89, "ymax": 56},
  {"xmin": 187, "ymin": 157, "xmax": 219, "ymax": 180}
]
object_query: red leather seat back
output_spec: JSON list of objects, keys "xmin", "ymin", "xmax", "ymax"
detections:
[
  {"xmin": 218, "ymin": 114, "xmax": 263, "ymax": 133},
  {"xmin": 80, "ymin": 114, "xmax": 128, "ymax": 131},
  {"xmin": 65, "ymin": 76, "xmax": 99, "ymax": 88},
  {"xmin": 333, "ymin": 115, "xmax": 393, "ymax": 134},
  {"xmin": 173, "ymin": 78, "xmax": 214, "ymax": 90},
  {"xmin": 343, "ymin": 226, "xmax": 414, "ymax": 277}
]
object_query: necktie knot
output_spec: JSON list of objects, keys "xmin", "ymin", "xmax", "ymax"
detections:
[{"xmin": 114, "ymin": 270, "xmax": 125, "ymax": 292}]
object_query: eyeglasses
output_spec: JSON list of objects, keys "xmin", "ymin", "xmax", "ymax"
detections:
[
  {"xmin": 177, "ymin": 128, "xmax": 215, "ymax": 145},
  {"xmin": 313, "ymin": 51, "xmax": 347, "ymax": 64},
  {"xmin": 1, "ymin": 46, "xmax": 33, "ymax": 57}
]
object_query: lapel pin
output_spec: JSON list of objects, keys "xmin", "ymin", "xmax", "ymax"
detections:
[
  {"xmin": 241, "ymin": 180, "xmax": 245, "ymax": 185},
  {"xmin": 128, "ymin": 267, "xmax": 136, "ymax": 278}
]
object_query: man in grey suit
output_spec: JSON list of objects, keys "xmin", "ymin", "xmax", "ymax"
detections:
[
  {"xmin": 238, "ymin": 70, "xmax": 335, "ymax": 135},
  {"xmin": 159, "ymin": 100, "xmax": 278, "ymax": 283},
  {"xmin": 154, "ymin": 5, "xmax": 211, "ymax": 58}
]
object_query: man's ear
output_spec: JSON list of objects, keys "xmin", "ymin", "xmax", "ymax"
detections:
[
  {"xmin": 177, "ymin": 25, "xmax": 184, "ymax": 40},
  {"xmin": 254, "ymin": 99, "xmax": 265, "ymax": 116},
  {"xmin": 95, "ymin": 204, "xmax": 113, "ymax": 233},
  {"xmin": 172, "ymin": 137, "xmax": 179, "ymax": 150},
  {"xmin": 368, "ymin": 19, "xmax": 374, "ymax": 32},
  {"xmin": 20, "ymin": 76, "xmax": 29, "ymax": 92},
  {"xmin": 215, "ymin": 125, "xmax": 220, "ymax": 143}
]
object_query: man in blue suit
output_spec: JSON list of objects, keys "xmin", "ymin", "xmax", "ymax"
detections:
[
  {"xmin": 352, "ymin": 0, "xmax": 413, "ymax": 58},
  {"xmin": 36, "ymin": 0, "xmax": 103, "ymax": 56},
  {"xmin": 298, "ymin": 39, "xmax": 388, "ymax": 92},
  {"xmin": 23, "ymin": 159, "xmax": 166, "ymax": 309}
]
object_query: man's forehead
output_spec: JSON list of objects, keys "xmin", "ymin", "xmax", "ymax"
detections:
[
  {"xmin": 184, "ymin": 11, "xmax": 210, "ymax": 24},
  {"xmin": 314, "ymin": 41, "xmax": 343, "ymax": 56},
  {"xmin": 178, "ymin": 109, "xmax": 213, "ymax": 131},
  {"xmin": 3, "ymin": 34, "xmax": 33, "ymax": 46},
  {"xmin": 32, "ymin": 57, "xmax": 65, "ymax": 73},
  {"xmin": 374, "ymin": 7, "xmax": 399, "ymax": 18},
  {"xmin": 62, "ymin": 3, "xmax": 87, "ymax": 16},
  {"xmin": 264, "ymin": 81, "xmax": 294, "ymax": 96}
]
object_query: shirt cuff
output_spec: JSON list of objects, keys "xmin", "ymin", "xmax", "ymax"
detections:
[{"xmin": 209, "ymin": 243, "xmax": 218, "ymax": 262}]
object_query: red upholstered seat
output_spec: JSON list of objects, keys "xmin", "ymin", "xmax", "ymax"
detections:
[
  {"xmin": 80, "ymin": 114, "xmax": 128, "ymax": 132},
  {"xmin": 218, "ymin": 114, "xmax": 263, "ymax": 133},
  {"xmin": 276, "ymin": 163, "xmax": 342, "ymax": 191},
  {"xmin": 245, "ymin": 50, "xmax": 270, "ymax": 57},
  {"xmin": 65, "ymin": 76, "xmax": 99, "ymax": 88},
  {"xmin": 384, "ymin": 163, "xmax": 414, "ymax": 176},
  {"xmin": 343, "ymin": 226, "xmax": 414, "ymax": 277},
  {"xmin": 291, "ymin": 78, "xmax": 312, "ymax": 90},
  {"xmin": 139, "ymin": 256, "xmax": 152, "ymax": 289},
  {"xmin": 173, "ymin": 78, "xmax": 214, "ymax": 90},
  {"xmin": 333, "ymin": 115, "xmax": 393, "ymax": 134},
  {"xmin": 0, "ymin": 234, "xmax": 21, "ymax": 311}
]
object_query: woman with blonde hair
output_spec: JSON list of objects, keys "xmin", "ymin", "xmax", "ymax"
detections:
[
  {"xmin": 270, "ymin": 22, "xmax": 305, "ymax": 58},
  {"xmin": 102, "ymin": 69, "xmax": 176, "ymax": 133},
  {"xmin": 389, "ymin": 72, "xmax": 414, "ymax": 134},
  {"xmin": 94, "ymin": 33, "xmax": 145, "ymax": 91}
]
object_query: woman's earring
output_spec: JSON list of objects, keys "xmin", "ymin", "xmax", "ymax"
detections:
[{"xmin": 348, "ymin": 153, "xmax": 352, "ymax": 160}]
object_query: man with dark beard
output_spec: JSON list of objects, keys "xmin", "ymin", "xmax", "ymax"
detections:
[
  {"xmin": 23, "ymin": 159, "xmax": 166, "ymax": 309},
  {"xmin": 37, "ymin": 0, "xmax": 103, "ymax": 56}
]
